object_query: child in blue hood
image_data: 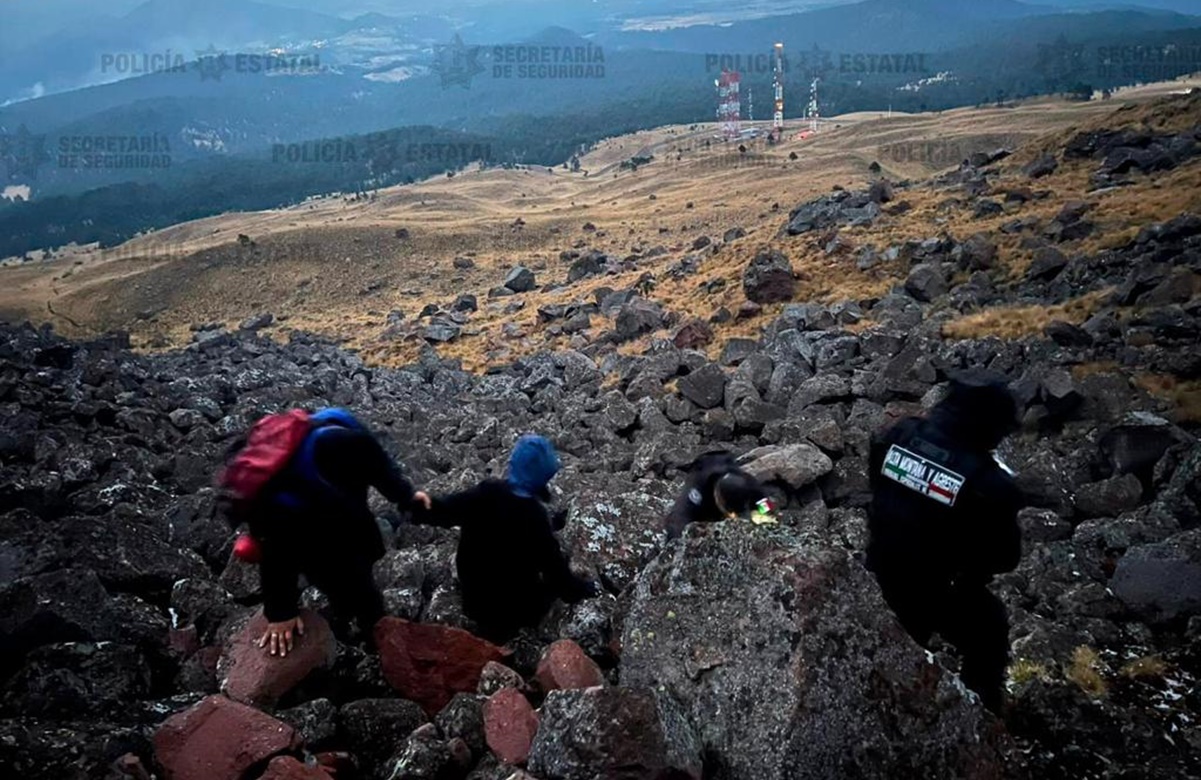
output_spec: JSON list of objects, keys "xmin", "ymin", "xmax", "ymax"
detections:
[{"xmin": 417, "ymin": 435, "xmax": 598, "ymax": 642}]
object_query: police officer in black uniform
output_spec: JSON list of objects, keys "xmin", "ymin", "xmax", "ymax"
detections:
[
  {"xmin": 664, "ymin": 451, "xmax": 770, "ymax": 540},
  {"xmin": 865, "ymin": 375, "xmax": 1024, "ymax": 712}
]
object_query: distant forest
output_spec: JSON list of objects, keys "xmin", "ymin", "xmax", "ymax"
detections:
[{"xmin": 0, "ymin": 96, "xmax": 706, "ymax": 259}]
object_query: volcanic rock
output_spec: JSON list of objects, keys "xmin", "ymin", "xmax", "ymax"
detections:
[
  {"xmin": 153, "ymin": 695, "xmax": 300, "ymax": 780},
  {"xmin": 620, "ymin": 524, "xmax": 1008, "ymax": 779},
  {"xmin": 218, "ymin": 609, "xmax": 336, "ymax": 707},
  {"xmin": 483, "ymin": 688, "xmax": 539, "ymax": 765},
  {"xmin": 743, "ymin": 250, "xmax": 796, "ymax": 304},
  {"xmin": 528, "ymin": 687, "xmax": 701, "ymax": 780},
  {"xmin": 374, "ymin": 618, "xmax": 506, "ymax": 716},
  {"xmin": 534, "ymin": 639, "xmax": 604, "ymax": 692}
]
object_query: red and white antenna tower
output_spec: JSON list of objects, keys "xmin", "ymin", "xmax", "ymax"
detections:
[
  {"xmin": 808, "ymin": 77, "xmax": 820, "ymax": 133},
  {"xmin": 772, "ymin": 42, "xmax": 785, "ymax": 133},
  {"xmin": 716, "ymin": 69, "xmax": 741, "ymax": 140}
]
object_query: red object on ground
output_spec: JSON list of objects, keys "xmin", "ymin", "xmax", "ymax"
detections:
[
  {"xmin": 233, "ymin": 534, "xmax": 262, "ymax": 564},
  {"xmin": 153, "ymin": 695, "xmax": 300, "ymax": 780},
  {"xmin": 374, "ymin": 617, "xmax": 507, "ymax": 716},
  {"xmin": 535, "ymin": 639, "xmax": 605, "ymax": 692},
  {"xmin": 219, "ymin": 609, "xmax": 336, "ymax": 707},
  {"xmin": 484, "ymin": 687, "xmax": 540, "ymax": 765}
]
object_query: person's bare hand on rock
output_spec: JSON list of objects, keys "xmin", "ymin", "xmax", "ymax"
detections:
[{"xmin": 259, "ymin": 615, "xmax": 305, "ymax": 658}]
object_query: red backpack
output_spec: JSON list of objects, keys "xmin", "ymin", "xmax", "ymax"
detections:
[{"xmin": 217, "ymin": 409, "xmax": 314, "ymax": 561}]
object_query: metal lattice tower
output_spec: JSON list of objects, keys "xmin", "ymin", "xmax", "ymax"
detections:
[
  {"xmin": 772, "ymin": 42, "xmax": 785, "ymax": 132},
  {"xmin": 808, "ymin": 77, "xmax": 820, "ymax": 133},
  {"xmin": 716, "ymin": 69, "xmax": 742, "ymax": 140}
]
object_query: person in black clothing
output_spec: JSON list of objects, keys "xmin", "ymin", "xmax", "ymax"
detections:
[
  {"xmin": 664, "ymin": 451, "xmax": 771, "ymax": 540},
  {"xmin": 226, "ymin": 408, "xmax": 430, "ymax": 657},
  {"xmin": 416, "ymin": 435, "xmax": 598, "ymax": 643},
  {"xmin": 866, "ymin": 376, "xmax": 1024, "ymax": 712}
]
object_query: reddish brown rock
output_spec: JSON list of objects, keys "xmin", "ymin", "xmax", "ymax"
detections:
[
  {"xmin": 484, "ymin": 688, "xmax": 540, "ymax": 765},
  {"xmin": 672, "ymin": 318, "xmax": 715, "ymax": 350},
  {"xmin": 153, "ymin": 695, "xmax": 300, "ymax": 780},
  {"xmin": 111, "ymin": 753, "xmax": 152, "ymax": 780},
  {"xmin": 219, "ymin": 609, "xmax": 336, "ymax": 707},
  {"xmin": 535, "ymin": 639, "xmax": 604, "ymax": 692},
  {"xmin": 259, "ymin": 756, "xmax": 333, "ymax": 780},
  {"xmin": 374, "ymin": 617, "xmax": 507, "ymax": 716},
  {"xmin": 313, "ymin": 752, "xmax": 355, "ymax": 778}
]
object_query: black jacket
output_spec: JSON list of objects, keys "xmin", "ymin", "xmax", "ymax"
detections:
[
  {"xmin": 866, "ymin": 412, "xmax": 1023, "ymax": 593},
  {"xmin": 664, "ymin": 452, "xmax": 743, "ymax": 539},
  {"xmin": 419, "ymin": 479, "xmax": 592, "ymax": 640},
  {"xmin": 254, "ymin": 426, "xmax": 418, "ymax": 622}
]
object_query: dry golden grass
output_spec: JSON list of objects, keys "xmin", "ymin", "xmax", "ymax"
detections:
[
  {"xmin": 1009, "ymin": 658, "xmax": 1054, "ymax": 686},
  {"xmin": 1071, "ymin": 361, "xmax": 1122, "ymax": 379},
  {"xmin": 1066, "ymin": 646, "xmax": 1110, "ymax": 697},
  {"xmin": 1119, "ymin": 655, "xmax": 1170, "ymax": 680},
  {"xmin": 1, "ymin": 81, "xmax": 1198, "ymax": 374},
  {"xmin": 941, "ymin": 290, "xmax": 1111, "ymax": 341},
  {"xmin": 1135, "ymin": 374, "xmax": 1201, "ymax": 424}
]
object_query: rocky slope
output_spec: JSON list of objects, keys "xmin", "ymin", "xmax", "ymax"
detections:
[{"xmin": 2, "ymin": 95, "xmax": 1201, "ymax": 780}]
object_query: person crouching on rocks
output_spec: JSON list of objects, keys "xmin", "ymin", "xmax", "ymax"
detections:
[
  {"xmin": 218, "ymin": 408, "xmax": 431, "ymax": 657},
  {"xmin": 664, "ymin": 451, "xmax": 776, "ymax": 540},
  {"xmin": 414, "ymin": 435, "xmax": 599, "ymax": 644}
]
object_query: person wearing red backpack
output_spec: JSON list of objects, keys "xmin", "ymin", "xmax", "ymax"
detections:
[{"xmin": 219, "ymin": 408, "xmax": 430, "ymax": 657}]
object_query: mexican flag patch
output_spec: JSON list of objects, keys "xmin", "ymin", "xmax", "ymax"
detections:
[{"xmin": 881, "ymin": 444, "xmax": 966, "ymax": 507}]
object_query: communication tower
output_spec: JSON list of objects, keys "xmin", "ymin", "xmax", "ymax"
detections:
[
  {"xmin": 807, "ymin": 77, "xmax": 820, "ymax": 133},
  {"xmin": 715, "ymin": 69, "xmax": 742, "ymax": 140},
  {"xmin": 772, "ymin": 42, "xmax": 785, "ymax": 132}
]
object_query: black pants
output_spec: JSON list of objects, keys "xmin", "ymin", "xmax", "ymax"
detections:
[
  {"xmin": 308, "ymin": 563, "xmax": 385, "ymax": 644},
  {"xmin": 876, "ymin": 575, "xmax": 1010, "ymax": 712},
  {"xmin": 463, "ymin": 579, "xmax": 555, "ymax": 645}
]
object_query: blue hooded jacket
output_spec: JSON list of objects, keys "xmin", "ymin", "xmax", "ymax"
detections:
[{"xmin": 507, "ymin": 435, "xmax": 560, "ymax": 499}]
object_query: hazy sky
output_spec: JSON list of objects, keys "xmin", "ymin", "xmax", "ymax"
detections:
[{"xmin": 4, "ymin": 0, "xmax": 1195, "ymax": 22}]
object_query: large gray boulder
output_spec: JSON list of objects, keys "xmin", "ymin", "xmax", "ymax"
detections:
[
  {"xmin": 528, "ymin": 687, "xmax": 702, "ymax": 780},
  {"xmin": 739, "ymin": 443, "xmax": 834, "ymax": 490},
  {"xmin": 504, "ymin": 266, "xmax": 537, "ymax": 293},
  {"xmin": 677, "ymin": 363, "xmax": 727, "ymax": 410},
  {"xmin": 556, "ymin": 475, "xmax": 676, "ymax": 591},
  {"xmin": 1098, "ymin": 413, "xmax": 1186, "ymax": 479},
  {"xmin": 904, "ymin": 263, "xmax": 949, "ymax": 303},
  {"xmin": 619, "ymin": 524, "xmax": 1009, "ymax": 780},
  {"xmin": 615, "ymin": 300, "xmax": 665, "ymax": 342},
  {"xmin": 1111, "ymin": 529, "xmax": 1201, "ymax": 625}
]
